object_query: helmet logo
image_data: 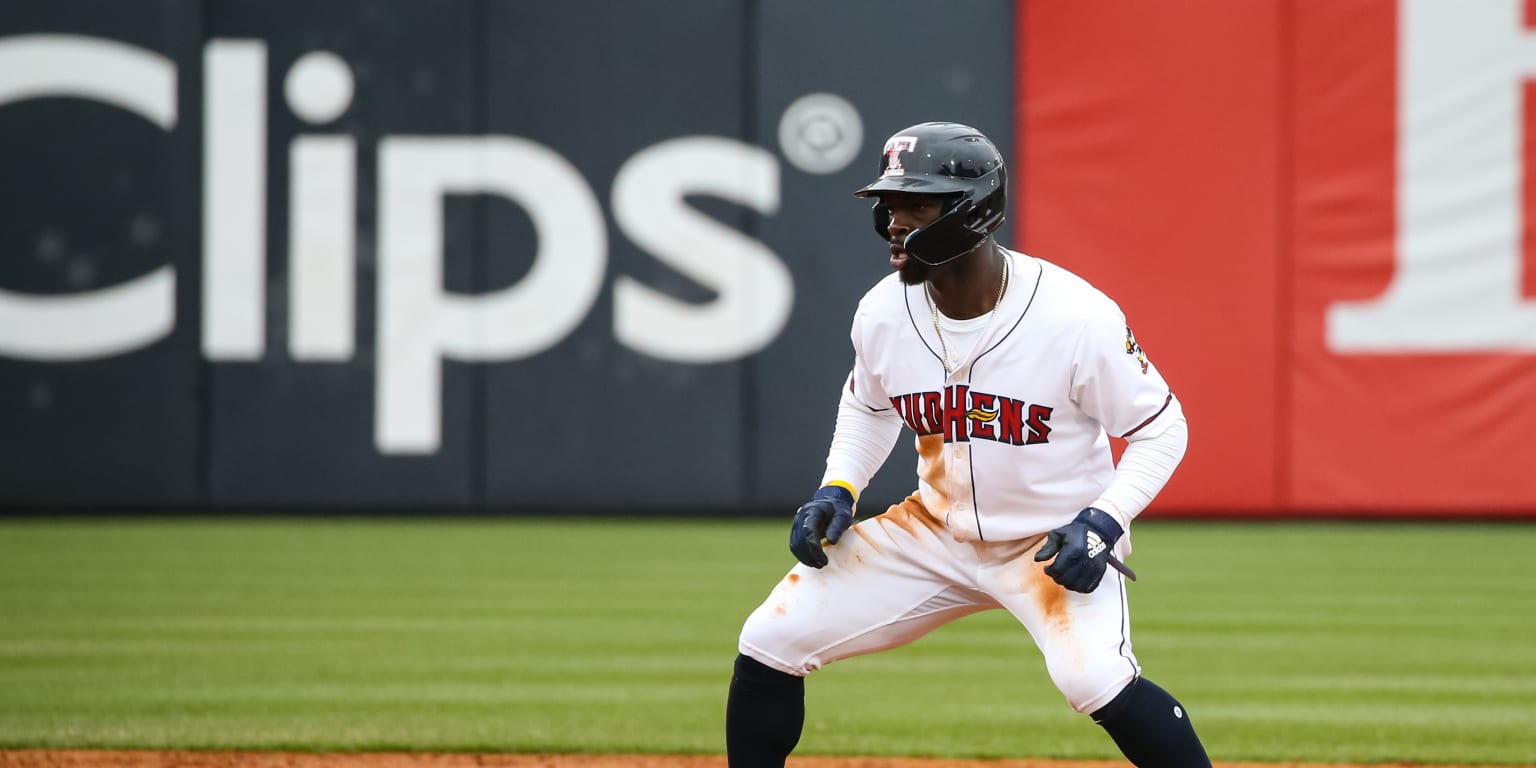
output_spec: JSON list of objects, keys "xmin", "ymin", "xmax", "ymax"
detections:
[{"xmin": 881, "ymin": 136, "xmax": 918, "ymax": 177}]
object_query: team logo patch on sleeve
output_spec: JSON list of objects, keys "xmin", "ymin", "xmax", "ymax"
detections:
[{"xmin": 1125, "ymin": 327, "xmax": 1149, "ymax": 374}]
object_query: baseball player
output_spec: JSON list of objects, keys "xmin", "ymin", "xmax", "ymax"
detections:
[{"xmin": 725, "ymin": 122, "xmax": 1211, "ymax": 767}]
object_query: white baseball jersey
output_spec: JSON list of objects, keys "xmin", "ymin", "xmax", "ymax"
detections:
[
  {"xmin": 740, "ymin": 248, "xmax": 1183, "ymax": 712},
  {"xmin": 829, "ymin": 249, "xmax": 1179, "ymax": 542}
]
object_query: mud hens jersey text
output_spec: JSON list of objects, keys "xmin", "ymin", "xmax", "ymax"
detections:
[{"xmin": 829, "ymin": 250, "xmax": 1181, "ymax": 542}]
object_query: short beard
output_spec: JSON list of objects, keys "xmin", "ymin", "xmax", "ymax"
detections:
[
  {"xmin": 897, "ymin": 235, "xmax": 990, "ymax": 285},
  {"xmin": 897, "ymin": 259, "xmax": 931, "ymax": 285}
]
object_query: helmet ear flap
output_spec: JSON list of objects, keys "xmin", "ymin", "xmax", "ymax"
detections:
[
  {"xmin": 903, "ymin": 197, "xmax": 986, "ymax": 267},
  {"xmin": 965, "ymin": 183, "xmax": 1007, "ymax": 235},
  {"xmin": 871, "ymin": 201, "xmax": 892, "ymax": 241}
]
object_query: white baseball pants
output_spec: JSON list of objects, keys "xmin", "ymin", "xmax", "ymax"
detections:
[{"xmin": 738, "ymin": 493, "xmax": 1142, "ymax": 714}]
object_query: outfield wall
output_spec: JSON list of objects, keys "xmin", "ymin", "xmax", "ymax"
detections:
[
  {"xmin": 1020, "ymin": 1, "xmax": 1536, "ymax": 516},
  {"xmin": 2, "ymin": 1, "xmax": 1533, "ymax": 516}
]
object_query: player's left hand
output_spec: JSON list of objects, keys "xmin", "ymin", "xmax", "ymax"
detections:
[
  {"xmin": 789, "ymin": 485, "xmax": 855, "ymax": 569},
  {"xmin": 1034, "ymin": 507, "xmax": 1124, "ymax": 593}
]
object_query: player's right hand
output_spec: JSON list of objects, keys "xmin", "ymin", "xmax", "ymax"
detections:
[{"xmin": 789, "ymin": 485, "xmax": 855, "ymax": 569}]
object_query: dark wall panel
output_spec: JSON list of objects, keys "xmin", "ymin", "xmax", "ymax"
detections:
[
  {"xmin": 749, "ymin": 0, "xmax": 1017, "ymax": 512},
  {"xmin": 0, "ymin": 0, "xmax": 1015, "ymax": 512},
  {"xmin": 204, "ymin": 0, "xmax": 479, "ymax": 506},
  {"xmin": 0, "ymin": 0, "xmax": 203, "ymax": 505},
  {"xmin": 481, "ymin": 0, "xmax": 749, "ymax": 509}
]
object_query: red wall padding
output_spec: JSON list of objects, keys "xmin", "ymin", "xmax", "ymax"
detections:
[{"xmin": 1018, "ymin": 0, "xmax": 1536, "ymax": 516}]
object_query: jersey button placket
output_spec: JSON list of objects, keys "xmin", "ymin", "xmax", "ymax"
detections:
[{"xmin": 951, "ymin": 444, "xmax": 972, "ymax": 514}]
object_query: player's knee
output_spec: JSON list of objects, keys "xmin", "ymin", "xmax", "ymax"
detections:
[{"xmin": 1047, "ymin": 662, "xmax": 1137, "ymax": 714}]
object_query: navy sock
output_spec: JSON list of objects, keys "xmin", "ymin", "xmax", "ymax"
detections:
[
  {"xmin": 1091, "ymin": 677, "xmax": 1212, "ymax": 768},
  {"xmin": 725, "ymin": 654, "xmax": 804, "ymax": 768}
]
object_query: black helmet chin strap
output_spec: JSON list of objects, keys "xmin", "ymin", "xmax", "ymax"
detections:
[
  {"xmin": 905, "ymin": 233, "xmax": 984, "ymax": 267},
  {"xmin": 902, "ymin": 198, "xmax": 987, "ymax": 266}
]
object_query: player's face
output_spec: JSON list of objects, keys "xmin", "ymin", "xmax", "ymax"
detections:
[{"xmin": 880, "ymin": 192, "xmax": 947, "ymax": 285}]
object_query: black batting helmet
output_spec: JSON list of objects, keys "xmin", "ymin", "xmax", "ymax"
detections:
[{"xmin": 853, "ymin": 122, "xmax": 1007, "ymax": 266}]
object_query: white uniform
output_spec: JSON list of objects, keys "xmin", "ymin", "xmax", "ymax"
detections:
[{"xmin": 739, "ymin": 249, "xmax": 1186, "ymax": 714}]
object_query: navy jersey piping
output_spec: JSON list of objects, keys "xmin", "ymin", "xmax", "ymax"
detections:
[
  {"xmin": 972, "ymin": 256, "xmax": 1044, "ymax": 368},
  {"xmin": 1116, "ymin": 571, "xmax": 1137, "ymax": 678},
  {"xmin": 962, "ymin": 360, "xmax": 984, "ymax": 539},
  {"xmin": 963, "ymin": 257, "xmax": 1043, "ymax": 540},
  {"xmin": 1121, "ymin": 394, "xmax": 1173, "ymax": 438},
  {"xmin": 903, "ymin": 283, "xmax": 948, "ymax": 374}
]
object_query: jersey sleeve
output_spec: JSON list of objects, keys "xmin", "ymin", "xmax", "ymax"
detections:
[
  {"xmin": 844, "ymin": 305, "xmax": 893, "ymax": 413},
  {"xmin": 818, "ymin": 302, "xmax": 902, "ymax": 500},
  {"xmin": 821, "ymin": 378, "xmax": 905, "ymax": 499},
  {"xmin": 1068, "ymin": 301, "xmax": 1178, "ymax": 439},
  {"xmin": 1089, "ymin": 411, "xmax": 1188, "ymax": 529}
]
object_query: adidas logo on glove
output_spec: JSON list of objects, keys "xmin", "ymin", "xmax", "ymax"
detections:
[{"xmin": 1086, "ymin": 530, "xmax": 1106, "ymax": 558}]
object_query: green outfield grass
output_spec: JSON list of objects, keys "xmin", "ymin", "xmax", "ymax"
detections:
[{"xmin": 0, "ymin": 517, "xmax": 1533, "ymax": 764}]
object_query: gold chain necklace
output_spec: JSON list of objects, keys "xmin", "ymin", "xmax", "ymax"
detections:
[{"xmin": 927, "ymin": 254, "xmax": 1009, "ymax": 375}]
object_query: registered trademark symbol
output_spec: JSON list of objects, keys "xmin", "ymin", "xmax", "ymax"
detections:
[{"xmin": 777, "ymin": 92, "xmax": 863, "ymax": 175}]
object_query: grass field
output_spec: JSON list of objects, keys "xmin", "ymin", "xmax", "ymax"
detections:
[{"xmin": 0, "ymin": 517, "xmax": 1533, "ymax": 764}]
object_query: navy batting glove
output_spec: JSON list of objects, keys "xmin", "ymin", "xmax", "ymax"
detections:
[
  {"xmin": 1034, "ymin": 507, "xmax": 1124, "ymax": 593},
  {"xmin": 788, "ymin": 485, "xmax": 855, "ymax": 569}
]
